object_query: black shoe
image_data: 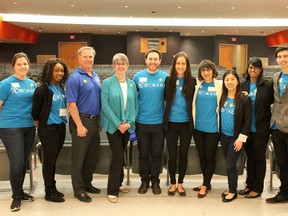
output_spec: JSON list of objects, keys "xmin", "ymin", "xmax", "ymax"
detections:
[
  {"xmin": 10, "ymin": 197, "xmax": 22, "ymax": 212},
  {"xmin": 21, "ymin": 192, "xmax": 34, "ymax": 202},
  {"xmin": 85, "ymin": 184, "xmax": 101, "ymax": 194},
  {"xmin": 138, "ymin": 182, "xmax": 149, "ymax": 194},
  {"xmin": 245, "ymin": 192, "xmax": 261, "ymax": 199},
  {"xmin": 54, "ymin": 189, "xmax": 64, "ymax": 198},
  {"xmin": 74, "ymin": 192, "xmax": 92, "ymax": 203},
  {"xmin": 151, "ymin": 182, "xmax": 162, "ymax": 195},
  {"xmin": 168, "ymin": 186, "xmax": 176, "ymax": 196},
  {"xmin": 266, "ymin": 193, "xmax": 288, "ymax": 203},
  {"xmin": 45, "ymin": 193, "xmax": 65, "ymax": 203},
  {"xmin": 221, "ymin": 192, "xmax": 228, "ymax": 198},
  {"xmin": 238, "ymin": 188, "xmax": 251, "ymax": 195},
  {"xmin": 222, "ymin": 193, "xmax": 237, "ymax": 202}
]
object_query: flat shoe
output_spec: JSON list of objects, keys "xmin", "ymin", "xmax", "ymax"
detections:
[
  {"xmin": 108, "ymin": 195, "xmax": 118, "ymax": 203},
  {"xmin": 177, "ymin": 187, "xmax": 186, "ymax": 197},
  {"xmin": 193, "ymin": 185, "xmax": 211, "ymax": 192},
  {"xmin": 168, "ymin": 186, "xmax": 176, "ymax": 196},
  {"xmin": 245, "ymin": 193, "xmax": 261, "ymax": 199},
  {"xmin": 238, "ymin": 188, "xmax": 251, "ymax": 195},
  {"xmin": 222, "ymin": 193, "xmax": 237, "ymax": 202},
  {"xmin": 119, "ymin": 186, "xmax": 129, "ymax": 193}
]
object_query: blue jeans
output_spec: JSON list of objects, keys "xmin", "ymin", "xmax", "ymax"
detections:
[
  {"xmin": 220, "ymin": 134, "xmax": 240, "ymax": 193},
  {"xmin": 0, "ymin": 127, "xmax": 35, "ymax": 197}
]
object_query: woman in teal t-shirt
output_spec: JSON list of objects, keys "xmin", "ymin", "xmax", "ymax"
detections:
[{"xmin": 0, "ymin": 53, "xmax": 37, "ymax": 212}]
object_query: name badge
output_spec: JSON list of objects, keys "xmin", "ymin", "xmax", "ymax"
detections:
[
  {"xmin": 59, "ymin": 108, "xmax": 67, "ymax": 117},
  {"xmin": 208, "ymin": 86, "xmax": 216, "ymax": 92},
  {"xmin": 279, "ymin": 78, "xmax": 283, "ymax": 83},
  {"xmin": 176, "ymin": 80, "xmax": 179, "ymax": 86},
  {"xmin": 11, "ymin": 83, "xmax": 20, "ymax": 88},
  {"xmin": 139, "ymin": 77, "xmax": 147, "ymax": 82}
]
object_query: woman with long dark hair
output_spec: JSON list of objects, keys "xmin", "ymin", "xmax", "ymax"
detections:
[
  {"xmin": 239, "ymin": 58, "xmax": 273, "ymax": 198},
  {"xmin": 219, "ymin": 70, "xmax": 251, "ymax": 202},
  {"xmin": 164, "ymin": 52, "xmax": 196, "ymax": 196},
  {"xmin": 32, "ymin": 58, "xmax": 69, "ymax": 202}
]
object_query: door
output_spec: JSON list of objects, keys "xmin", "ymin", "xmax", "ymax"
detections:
[
  {"xmin": 219, "ymin": 44, "xmax": 233, "ymax": 69},
  {"xmin": 58, "ymin": 42, "xmax": 87, "ymax": 69}
]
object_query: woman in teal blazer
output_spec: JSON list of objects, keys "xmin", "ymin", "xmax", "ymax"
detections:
[{"xmin": 100, "ymin": 53, "xmax": 138, "ymax": 203}]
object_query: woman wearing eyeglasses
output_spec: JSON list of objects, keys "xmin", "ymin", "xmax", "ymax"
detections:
[
  {"xmin": 239, "ymin": 58, "xmax": 274, "ymax": 198},
  {"xmin": 192, "ymin": 60, "xmax": 222, "ymax": 198}
]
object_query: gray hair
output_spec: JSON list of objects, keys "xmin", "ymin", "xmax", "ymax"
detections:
[
  {"xmin": 78, "ymin": 46, "xmax": 96, "ymax": 56},
  {"xmin": 112, "ymin": 53, "xmax": 129, "ymax": 67}
]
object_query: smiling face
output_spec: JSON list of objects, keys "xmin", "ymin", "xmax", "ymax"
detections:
[
  {"xmin": 145, "ymin": 51, "xmax": 161, "ymax": 73},
  {"xmin": 13, "ymin": 57, "xmax": 30, "ymax": 79},
  {"xmin": 113, "ymin": 60, "xmax": 127, "ymax": 76},
  {"xmin": 78, "ymin": 48, "xmax": 95, "ymax": 72},
  {"xmin": 175, "ymin": 56, "xmax": 187, "ymax": 77},
  {"xmin": 248, "ymin": 64, "xmax": 261, "ymax": 82},
  {"xmin": 224, "ymin": 73, "xmax": 239, "ymax": 92},
  {"xmin": 51, "ymin": 63, "xmax": 64, "ymax": 84},
  {"xmin": 276, "ymin": 50, "xmax": 288, "ymax": 72},
  {"xmin": 200, "ymin": 67, "xmax": 213, "ymax": 83}
]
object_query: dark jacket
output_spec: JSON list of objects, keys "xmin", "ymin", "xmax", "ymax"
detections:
[
  {"xmin": 163, "ymin": 76, "xmax": 196, "ymax": 132},
  {"xmin": 32, "ymin": 83, "xmax": 54, "ymax": 127},
  {"xmin": 220, "ymin": 94, "xmax": 252, "ymax": 142},
  {"xmin": 240, "ymin": 78, "xmax": 274, "ymax": 137}
]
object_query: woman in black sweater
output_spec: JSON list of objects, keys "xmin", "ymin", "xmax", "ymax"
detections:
[{"xmin": 32, "ymin": 58, "xmax": 69, "ymax": 202}]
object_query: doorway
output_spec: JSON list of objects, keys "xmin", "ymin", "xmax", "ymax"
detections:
[
  {"xmin": 58, "ymin": 42, "xmax": 87, "ymax": 69},
  {"xmin": 219, "ymin": 44, "xmax": 247, "ymax": 74}
]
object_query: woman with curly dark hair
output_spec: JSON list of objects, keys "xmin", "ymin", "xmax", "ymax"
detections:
[
  {"xmin": 164, "ymin": 52, "xmax": 196, "ymax": 196},
  {"xmin": 32, "ymin": 58, "xmax": 69, "ymax": 203}
]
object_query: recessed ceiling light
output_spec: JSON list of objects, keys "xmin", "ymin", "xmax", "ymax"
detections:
[
  {"xmin": 231, "ymin": 6, "xmax": 235, "ymax": 10},
  {"xmin": 202, "ymin": 30, "xmax": 205, "ymax": 33},
  {"xmin": 118, "ymin": 32, "xmax": 121, "ymax": 33},
  {"xmin": 136, "ymin": 30, "xmax": 139, "ymax": 32},
  {"xmin": 70, "ymin": 4, "xmax": 74, "ymax": 7},
  {"xmin": 67, "ymin": 28, "xmax": 70, "ymax": 30},
  {"xmin": 13, "ymin": 2, "xmax": 17, "ymax": 4},
  {"xmin": 125, "ymin": 6, "xmax": 128, "ymax": 8},
  {"xmin": 102, "ymin": 29, "xmax": 105, "ymax": 31},
  {"xmin": 178, "ymin": 6, "xmax": 181, "ymax": 9},
  {"xmin": 79, "ymin": 31, "xmax": 82, "ymax": 33}
]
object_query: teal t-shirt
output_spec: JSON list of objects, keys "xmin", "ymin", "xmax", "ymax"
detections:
[
  {"xmin": 0, "ymin": 75, "xmax": 37, "ymax": 128},
  {"xmin": 133, "ymin": 69, "xmax": 168, "ymax": 124},
  {"xmin": 195, "ymin": 81, "xmax": 218, "ymax": 132},
  {"xmin": 221, "ymin": 97, "xmax": 235, "ymax": 136},
  {"xmin": 169, "ymin": 78, "xmax": 189, "ymax": 122},
  {"xmin": 249, "ymin": 82, "xmax": 257, "ymax": 132},
  {"xmin": 47, "ymin": 83, "xmax": 67, "ymax": 125}
]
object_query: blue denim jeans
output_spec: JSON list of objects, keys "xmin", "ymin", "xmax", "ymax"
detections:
[
  {"xmin": 0, "ymin": 127, "xmax": 35, "ymax": 197},
  {"xmin": 220, "ymin": 134, "xmax": 240, "ymax": 193}
]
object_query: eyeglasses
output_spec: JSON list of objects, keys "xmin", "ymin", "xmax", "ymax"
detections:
[
  {"xmin": 200, "ymin": 68, "xmax": 212, "ymax": 73},
  {"xmin": 248, "ymin": 66, "xmax": 260, "ymax": 71}
]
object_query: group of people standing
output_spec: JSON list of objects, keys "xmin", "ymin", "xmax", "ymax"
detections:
[{"xmin": 1, "ymin": 46, "xmax": 288, "ymax": 212}]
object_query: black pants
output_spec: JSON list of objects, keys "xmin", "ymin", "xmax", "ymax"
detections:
[
  {"xmin": 193, "ymin": 129, "xmax": 219, "ymax": 187},
  {"xmin": 69, "ymin": 116, "xmax": 100, "ymax": 195},
  {"xmin": 166, "ymin": 122, "xmax": 192, "ymax": 184},
  {"xmin": 106, "ymin": 130, "xmax": 130, "ymax": 196},
  {"xmin": 272, "ymin": 129, "xmax": 288, "ymax": 195},
  {"xmin": 38, "ymin": 123, "xmax": 66, "ymax": 194},
  {"xmin": 244, "ymin": 132, "xmax": 269, "ymax": 193},
  {"xmin": 136, "ymin": 122, "xmax": 164, "ymax": 184}
]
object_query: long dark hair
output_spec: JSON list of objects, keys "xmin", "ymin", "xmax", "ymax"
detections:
[
  {"xmin": 243, "ymin": 57, "xmax": 263, "ymax": 83},
  {"xmin": 220, "ymin": 70, "xmax": 241, "ymax": 107},
  {"xmin": 167, "ymin": 52, "xmax": 194, "ymax": 101},
  {"xmin": 40, "ymin": 58, "xmax": 69, "ymax": 89}
]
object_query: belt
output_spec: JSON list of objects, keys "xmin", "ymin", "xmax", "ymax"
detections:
[{"xmin": 79, "ymin": 113, "xmax": 99, "ymax": 119}]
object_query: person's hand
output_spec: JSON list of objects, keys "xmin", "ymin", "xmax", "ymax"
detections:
[
  {"xmin": 242, "ymin": 91, "xmax": 249, "ymax": 96},
  {"xmin": 234, "ymin": 139, "xmax": 243, "ymax": 152},
  {"xmin": 77, "ymin": 125, "xmax": 88, "ymax": 137},
  {"xmin": 118, "ymin": 123, "xmax": 130, "ymax": 134}
]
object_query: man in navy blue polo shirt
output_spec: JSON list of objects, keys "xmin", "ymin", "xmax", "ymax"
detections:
[{"xmin": 66, "ymin": 46, "xmax": 101, "ymax": 203}]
